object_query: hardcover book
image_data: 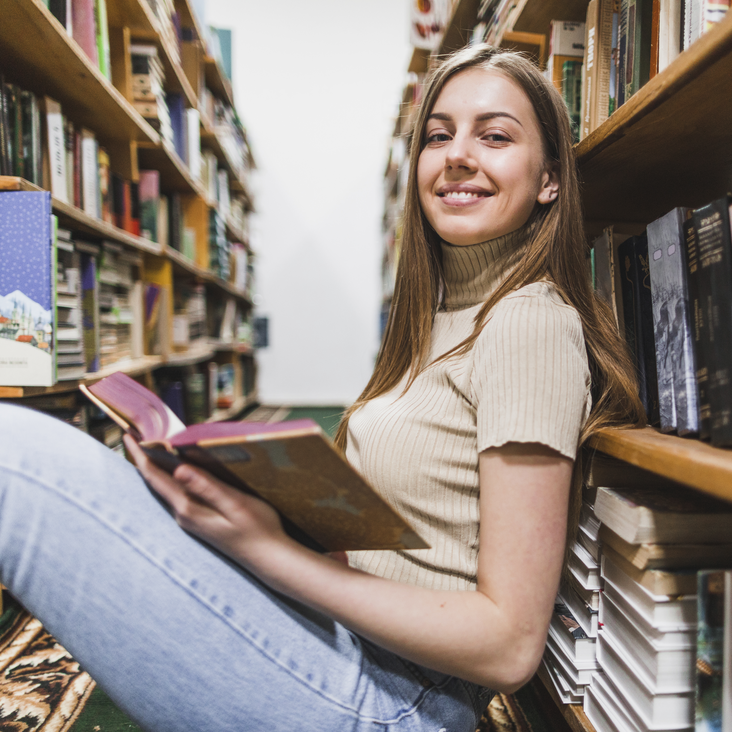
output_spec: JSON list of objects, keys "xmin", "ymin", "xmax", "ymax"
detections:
[
  {"xmin": 0, "ymin": 191, "xmax": 56, "ymax": 387},
  {"xmin": 692, "ymin": 197, "xmax": 732, "ymax": 446},
  {"xmin": 647, "ymin": 207, "xmax": 699, "ymax": 434},
  {"xmin": 80, "ymin": 371, "xmax": 429, "ymax": 554},
  {"xmin": 683, "ymin": 217, "xmax": 711, "ymax": 439}
]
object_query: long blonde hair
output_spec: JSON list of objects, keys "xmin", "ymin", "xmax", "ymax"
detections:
[{"xmin": 335, "ymin": 45, "xmax": 645, "ymax": 553}]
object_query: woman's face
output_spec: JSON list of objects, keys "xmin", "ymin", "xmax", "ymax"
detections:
[{"xmin": 417, "ymin": 68, "xmax": 559, "ymax": 247}]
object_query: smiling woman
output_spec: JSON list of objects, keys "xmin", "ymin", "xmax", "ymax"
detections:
[
  {"xmin": 417, "ymin": 69, "xmax": 558, "ymax": 246},
  {"xmin": 0, "ymin": 45, "xmax": 645, "ymax": 732}
]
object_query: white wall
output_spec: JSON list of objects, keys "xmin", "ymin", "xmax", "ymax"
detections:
[{"xmin": 203, "ymin": 0, "xmax": 412, "ymax": 406}]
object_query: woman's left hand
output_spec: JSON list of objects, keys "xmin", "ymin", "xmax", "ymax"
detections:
[{"xmin": 123, "ymin": 435, "xmax": 292, "ymax": 569}]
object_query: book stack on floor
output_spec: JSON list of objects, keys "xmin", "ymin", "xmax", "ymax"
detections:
[
  {"xmin": 580, "ymin": 459, "xmax": 732, "ymax": 732},
  {"xmin": 542, "ymin": 482, "xmax": 602, "ymax": 704}
]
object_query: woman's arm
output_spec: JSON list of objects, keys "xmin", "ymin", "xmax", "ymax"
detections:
[{"xmin": 125, "ymin": 436, "xmax": 571, "ymax": 692}]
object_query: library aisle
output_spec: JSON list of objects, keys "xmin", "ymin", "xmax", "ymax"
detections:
[{"xmin": 2, "ymin": 0, "xmax": 732, "ymax": 730}]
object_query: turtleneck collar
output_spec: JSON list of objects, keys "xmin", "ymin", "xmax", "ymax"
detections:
[{"xmin": 439, "ymin": 226, "xmax": 530, "ymax": 310}]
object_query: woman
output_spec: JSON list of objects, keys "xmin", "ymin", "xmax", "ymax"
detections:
[{"xmin": 0, "ymin": 45, "xmax": 644, "ymax": 731}]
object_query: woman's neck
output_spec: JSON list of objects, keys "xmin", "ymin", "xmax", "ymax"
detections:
[{"xmin": 440, "ymin": 226, "xmax": 530, "ymax": 310}]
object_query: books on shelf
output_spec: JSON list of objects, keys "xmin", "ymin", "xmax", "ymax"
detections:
[
  {"xmin": 0, "ymin": 190, "xmax": 56, "ymax": 387},
  {"xmin": 81, "ymin": 371, "xmax": 429, "ymax": 554},
  {"xmin": 594, "ymin": 484, "xmax": 732, "ymax": 544}
]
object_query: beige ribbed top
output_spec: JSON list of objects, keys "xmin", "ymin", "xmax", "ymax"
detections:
[{"xmin": 346, "ymin": 228, "xmax": 592, "ymax": 591}]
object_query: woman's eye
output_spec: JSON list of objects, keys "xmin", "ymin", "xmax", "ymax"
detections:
[
  {"xmin": 483, "ymin": 133, "xmax": 510, "ymax": 144},
  {"xmin": 425, "ymin": 132, "xmax": 450, "ymax": 144}
]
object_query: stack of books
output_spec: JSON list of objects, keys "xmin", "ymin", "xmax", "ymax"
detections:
[
  {"xmin": 131, "ymin": 44, "xmax": 173, "ymax": 150},
  {"xmin": 55, "ymin": 229, "xmax": 85, "ymax": 381},
  {"xmin": 97, "ymin": 243, "xmax": 143, "ymax": 368},
  {"xmin": 580, "ymin": 465, "xmax": 732, "ymax": 731},
  {"xmin": 543, "ymin": 485, "xmax": 602, "ymax": 703}
]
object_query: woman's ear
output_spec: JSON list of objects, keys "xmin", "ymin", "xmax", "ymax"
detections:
[{"xmin": 537, "ymin": 164, "xmax": 560, "ymax": 205}]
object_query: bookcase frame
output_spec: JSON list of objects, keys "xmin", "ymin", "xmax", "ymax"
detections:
[
  {"xmin": 392, "ymin": 2, "xmax": 732, "ymax": 730},
  {"xmin": 0, "ymin": 0, "xmax": 258, "ymax": 414}
]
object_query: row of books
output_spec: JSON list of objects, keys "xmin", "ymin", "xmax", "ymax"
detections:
[
  {"xmin": 0, "ymin": 189, "xmax": 255, "ymax": 387},
  {"xmin": 542, "ymin": 456, "xmax": 732, "ymax": 731},
  {"xmin": 44, "ymin": 0, "xmax": 112, "ymax": 81},
  {"xmin": 592, "ymin": 195, "xmax": 732, "ymax": 446}
]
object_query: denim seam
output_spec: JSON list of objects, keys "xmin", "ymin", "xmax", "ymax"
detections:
[{"xmin": 2, "ymin": 464, "xmax": 452, "ymax": 726}]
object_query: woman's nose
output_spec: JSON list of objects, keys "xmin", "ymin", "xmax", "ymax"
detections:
[{"xmin": 445, "ymin": 134, "xmax": 475, "ymax": 170}]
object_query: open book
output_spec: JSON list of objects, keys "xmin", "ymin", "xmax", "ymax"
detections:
[{"xmin": 80, "ymin": 372, "xmax": 428, "ymax": 553}]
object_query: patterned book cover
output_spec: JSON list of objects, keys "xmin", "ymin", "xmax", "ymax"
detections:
[
  {"xmin": 647, "ymin": 207, "xmax": 700, "ymax": 434},
  {"xmin": 0, "ymin": 191, "xmax": 55, "ymax": 386}
]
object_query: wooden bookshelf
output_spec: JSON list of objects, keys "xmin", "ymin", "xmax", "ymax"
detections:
[
  {"xmin": 438, "ymin": 0, "xmax": 481, "ymax": 56},
  {"xmin": 589, "ymin": 427, "xmax": 732, "ymax": 504},
  {"xmin": 511, "ymin": 0, "xmax": 588, "ymax": 37},
  {"xmin": 206, "ymin": 391, "xmax": 258, "ymax": 423},
  {"xmin": 0, "ymin": 0, "xmax": 158, "ymax": 145},
  {"xmin": 577, "ymin": 9, "xmax": 732, "ymax": 228},
  {"xmin": 0, "ymin": 0, "xmax": 258, "ymax": 427}
]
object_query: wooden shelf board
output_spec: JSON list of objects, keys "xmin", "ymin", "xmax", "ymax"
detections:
[
  {"xmin": 206, "ymin": 391, "xmax": 258, "ymax": 423},
  {"xmin": 576, "ymin": 11, "xmax": 732, "ymax": 225},
  {"xmin": 0, "ymin": 356, "xmax": 165, "ymax": 398},
  {"xmin": 165, "ymin": 344, "xmax": 216, "ymax": 367},
  {"xmin": 0, "ymin": 177, "xmax": 163, "ymax": 254},
  {"xmin": 204, "ymin": 55, "xmax": 235, "ymax": 109},
  {"xmin": 408, "ymin": 47, "xmax": 430, "ymax": 74},
  {"xmin": 209, "ymin": 340, "xmax": 254, "ymax": 355},
  {"xmin": 437, "ymin": 0, "xmax": 480, "ymax": 56},
  {"xmin": 589, "ymin": 427, "xmax": 732, "ymax": 504},
  {"xmin": 164, "ymin": 246, "xmax": 253, "ymax": 303},
  {"xmin": 138, "ymin": 142, "xmax": 207, "ymax": 197},
  {"xmin": 1, "ymin": 0, "xmax": 158, "ymax": 145},
  {"xmin": 176, "ymin": 0, "xmax": 207, "ymax": 45},
  {"xmin": 511, "ymin": 0, "xmax": 588, "ymax": 37},
  {"xmin": 199, "ymin": 118, "xmax": 252, "ymax": 203}
]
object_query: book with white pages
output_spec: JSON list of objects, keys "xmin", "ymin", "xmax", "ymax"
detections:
[
  {"xmin": 560, "ymin": 583, "xmax": 599, "ymax": 637},
  {"xmin": 544, "ymin": 631, "xmax": 598, "ymax": 685},
  {"xmin": 602, "ymin": 580, "xmax": 697, "ymax": 646},
  {"xmin": 602, "ymin": 553, "xmax": 697, "ymax": 628},
  {"xmin": 578, "ymin": 522, "xmax": 601, "ymax": 563},
  {"xmin": 585, "ymin": 671, "xmax": 693, "ymax": 732},
  {"xmin": 547, "ymin": 655, "xmax": 586, "ymax": 702},
  {"xmin": 570, "ymin": 540, "xmax": 602, "ymax": 590},
  {"xmin": 566, "ymin": 569, "xmax": 601, "ymax": 610},
  {"xmin": 580, "ymin": 501, "xmax": 601, "ymax": 538},
  {"xmin": 597, "ymin": 629, "xmax": 695, "ymax": 729},
  {"xmin": 601, "ymin": 592, "xmax": 695, "ymax": 692},
  {"xmin": 540, "ymin": 658, "xmax": 583, "ymax": 705},
  {"xmin": 549, "ymin": 606, "xmax": 597, "ymax": 664}
]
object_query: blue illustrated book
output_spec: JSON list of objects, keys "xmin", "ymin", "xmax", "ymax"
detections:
[{"xmin": 0, "ymin": 190, "xmax": 56, "ymax": 386}]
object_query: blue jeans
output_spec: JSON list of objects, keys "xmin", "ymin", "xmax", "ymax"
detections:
[{"xmin": 0, "ymin": 404, "xmax": 492, "ymax": 731}]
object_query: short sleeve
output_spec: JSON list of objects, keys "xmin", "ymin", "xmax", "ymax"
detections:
[{"xmin": 471, "ymin": 283, "xmax": 591, "ymax": 460}]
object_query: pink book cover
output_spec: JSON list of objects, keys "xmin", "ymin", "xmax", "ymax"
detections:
[{"xmin": 72, "ymin": 0, "xmax": 98, "ymax": 66}]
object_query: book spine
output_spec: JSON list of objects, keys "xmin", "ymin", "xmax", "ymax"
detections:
[
  {"xmin": 695, "ymin": 570, "xmax": 728, "ymax": 732},
  {"xmin": 684, "ymin": 217, "xmax": 711, "ymax": 439},
  {"xmin": 649, "ymin": 0, "xmax": 661, "ymax": 79},
  {"xmin": 693, "ymin": 197, "xmax": 732, "ymax": 445},
  {"xmin": 581, "ymin": 0, "xmax": 598, "ymax": 141},
  {"xmin": 596, "ymin": 0, "xmax": 615, "ymax": 126},
  {"xmin": 138, "ymin": 169, "xmax": 160, "ymax": 242},
  {"xmin": 633, "ymin": 234, "xmax": 660, "ymax": 424},
  {"xmin": 647, "ymin": 212, "xmax": 677, "ymax": 432},
  {"xmin": 618, "ymin": 0, "xmax": 629, "ymax": 107},
  {"xmin": 80, "ymin": 128, "xmax": 98, "ymax": 218},
  {"xmin": 94, "ymin": 0, "xmax": 111, "ymax": 80},
  {"xmin": 80, "ymin": 252, "xmax": 100, "ymax": 372},
  {"xmin": 44, "ymin": 97, "xmax": 69, "ymax": 204},
  {"xmin": 71, "ymin": 0, "xmax": 98, "ymax": 66}
]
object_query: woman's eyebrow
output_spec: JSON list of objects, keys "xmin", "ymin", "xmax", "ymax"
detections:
[{"xmin": 427, "ymin": 111, "xmax": 523, "ymax": 127}]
